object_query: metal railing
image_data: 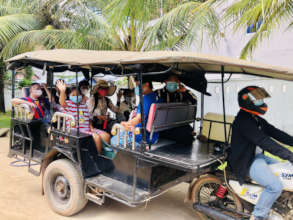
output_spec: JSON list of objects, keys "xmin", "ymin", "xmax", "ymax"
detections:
[
  {"xmin": 51, "ymin": 112, "xmax": 76, "ymax": 133},
  {"xmin": 111, "ymin": 124, "xmax": 141, "ymax": 151},
  {"xmin": 13, "ymin": 104, "xmax": 34, "ymax": 122}
]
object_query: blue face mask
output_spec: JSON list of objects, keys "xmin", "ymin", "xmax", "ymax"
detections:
[
  {"xmin": 166, "ymin": 82, "xmax": 178, "ymax": 93},
  {"xmin": 69, "ymin": 96, "xmax": 82, "ymax": 104},
  {"xmin": 134, "ymin": 86, "xmax": 140, "ymax": 96}
]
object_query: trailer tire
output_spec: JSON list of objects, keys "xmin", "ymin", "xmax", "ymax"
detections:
[
  {"xmin": 43, "ymin": 159, "xmax": 88, "ymax": 216},
  {"xmin": 191, "ymin": 175, "xmax": 242, "ymax": 220}
]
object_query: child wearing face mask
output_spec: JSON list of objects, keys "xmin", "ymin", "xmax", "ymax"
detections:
[
  {"xmin": 12, "ymin": 83, "xmax": 52, "ymax": 121},
  {"xmin": 56, "ymin": 80, "xmax": 108, "ymax": 155},
  {"xmin": 88, "ymin": 80, "xmax": 119, "ymax": 133},
  {"xmin": 78, "ymin": 80, "xmax": 90, "ymax": 104},
  {"xmin": 116, "ymin": 89, "xmax": 136, "ymax": 121}
]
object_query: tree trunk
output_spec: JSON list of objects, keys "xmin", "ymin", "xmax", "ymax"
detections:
[{"xmin": 0, "ymin": 58, "xmax": 6, "ymax": 113}]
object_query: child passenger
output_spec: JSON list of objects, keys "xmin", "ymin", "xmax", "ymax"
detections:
[
  {"xmin": 111, "ymin": 79, "xmax": 160, "ymax": 148},
  {"xmin": 56, "ymin": 80, "xmax": 108, "ymax": 154}
]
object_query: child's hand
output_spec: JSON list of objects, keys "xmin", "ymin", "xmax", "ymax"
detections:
[
  {"xmin": 26, "ymin": 101, "xmax": 37, "ymax": 109},
  {"xmin": 56, "ymin": 80, "xmax": 66, "ymax": 92},
  {"xmin": 121, "ymin": 121, "xmax": 134, "ymax": 131}
]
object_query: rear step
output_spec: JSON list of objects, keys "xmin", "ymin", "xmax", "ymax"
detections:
[
  {"xmin": 28, "ymin": 165, "xmax": 41, "ymax": 176},
  {"xmin": 9, "ymin": 149, "xmax": 43, "ymax": 176},
  {"xmin": 193, "ymin": 203, "xmax": 242, "ymax": 220},
  {"xmin": 85, "ymin": 175, "xmax": 149, "ymax": 207}
]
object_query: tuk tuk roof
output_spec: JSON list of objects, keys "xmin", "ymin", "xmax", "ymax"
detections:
[{"xmin": 6, "ymin": 49, "xmax": 293, "ymax": 81}]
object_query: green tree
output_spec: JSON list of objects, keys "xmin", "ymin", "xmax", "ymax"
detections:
[
  {"xmin": 0, "ymin": 0, "xmax": 44, "ymax": 112},
  {"xmin": 1, "ymin": 0, "xmax": 220, "ymax": 55},
  {"xmin": 0, "ymin": 0, "xmax": 102, "ymax": 112},
  {"xmin": 0, "ymin": 0, "xmax": 220, "ymax": 112},
  {"xmin": 17, "ymin": 66, "xmax": 34, "ymax": 89},
  {"xmin": 224, "ymin": 0, "xmax": 293, "ymax": 59}
]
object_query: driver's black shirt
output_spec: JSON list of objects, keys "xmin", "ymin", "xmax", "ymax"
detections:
[{"xmin": 228, "ymin": 110, "xmax": 293, "ymax": 185}]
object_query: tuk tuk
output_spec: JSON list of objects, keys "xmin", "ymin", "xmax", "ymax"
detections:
[{"xmin": 6, "ymin": 49, "xmax": 293, "ymax": 217}]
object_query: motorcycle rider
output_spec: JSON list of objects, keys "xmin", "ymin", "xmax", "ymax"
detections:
[{"xmin": 228, "ymin": 86, "xmax": 293, "ymax": 220}]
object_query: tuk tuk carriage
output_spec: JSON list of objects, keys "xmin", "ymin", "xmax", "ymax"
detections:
[{"xmin": 6, "ymin": 50, "xmax": 293, "ymax": 218}]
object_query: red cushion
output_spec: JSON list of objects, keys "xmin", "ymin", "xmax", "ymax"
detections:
[{"xmin": 146, "ymin": 104, "xmax": 156, "ymax": 132}]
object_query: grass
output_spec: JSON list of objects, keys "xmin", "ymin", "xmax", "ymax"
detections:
[{"xmin": 0, "ymin": 111, "xmax": 11, "ymax": 128}]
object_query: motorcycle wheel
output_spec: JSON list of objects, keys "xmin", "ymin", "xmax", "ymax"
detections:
[{"xmin": 191, "ymin": 175, "xmax": 243, "ymax": 220}]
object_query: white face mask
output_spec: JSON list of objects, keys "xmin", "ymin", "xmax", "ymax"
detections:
[
  {"xmin": 33, "ymin": 89, "xmax": 42, "ymax": 97},
  {"xmin": 81, "ymin": 89, "xmax": 89, "ymax": 96}
]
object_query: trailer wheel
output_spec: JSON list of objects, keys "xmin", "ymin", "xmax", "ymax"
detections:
[
  {"xmin": 191, "ymin": 175, "xmax": 243, "ymax": 220},
  {"xmin": 43, "ymin": 159, "xmax": 88, "ymax": 216}
]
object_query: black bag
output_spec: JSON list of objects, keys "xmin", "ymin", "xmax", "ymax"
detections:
[
  {"xmin": 91, "ymin": 97, "xmax": 119, "ymax": 134},
  {"xmin": 92, "ymin": 117, "xmax": 118, "ymax": 134}
]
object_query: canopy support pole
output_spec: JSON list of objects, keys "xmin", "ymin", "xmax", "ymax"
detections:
[
  {"xmin": 199, "ymin": 93, "xmax": 205, "ymax": 135},
  {"xmin": 221, "ymin": 66, "xmax": 228, "ymax": 144},
  {"xmin": 90, "ymin": 69, "xmax": 93, "ymax": 90},
  {"xmin": 138, "ymin": 70, "xmax": 147, "ymax": 152},
  {"xmin": 48, "ymin": 68, "xmax": 54, "ymax": 134},
  {"xmin": 76, "ymin": 71, "xmax": 80, "ymax": 136},
  {"xmin": 9, "ymin": 69, "xmax": 16, "ymax": 150}
]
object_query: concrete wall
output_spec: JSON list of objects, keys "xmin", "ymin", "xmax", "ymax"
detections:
[
  {"xmin": 188, "ymin": 6, "xmax": 293, "ymax": 134},
  {"xmin": 193, "ymin": 77, "xmax": 293, "ymax": 135},
  {"xmin": 4, "ymin": 88, "xmax": 22, "ymax": 111}
]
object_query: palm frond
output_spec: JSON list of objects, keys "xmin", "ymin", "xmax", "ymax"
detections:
[
  {"xmin": 0, "ymin": 0, "xmax": 35, "ymax": 16},
  {"xmin": 144, "ymin": 0, "xmax": 219, "ymax": 51},
  {"xmin": 0, "ymin": 13, "xmax": 44, "ymax": 48},
  {"xmin": 36, "ymin": 0, "xmax": 108, "ymax": 30},
  {"xmin": 104, "ymin": 0, "xmax": 192, "ymax": 27},
  {"xmin": 1, "ymin": 28, "xmax": 119, "ymax": 59},
  {"xmin": 225, "ymin": 0, "xmax": 293, "ymax": 58}
]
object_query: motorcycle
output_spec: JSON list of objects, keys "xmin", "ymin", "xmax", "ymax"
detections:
[{"xmin": 192, "ymin": 162, "xmax": 293, "ymax": 220}]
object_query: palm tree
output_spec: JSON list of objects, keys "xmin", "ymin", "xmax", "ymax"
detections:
[
  {"xmin": 0, "ymin": 0, "xmax": 107, "ymax": 112},
  {"xmin": 224, "ymin": 0, "xmax": 293, "ymax": 59},
  {"xmin": 0, "ymin": 0, "xmax": 220, "ymax": 112},
  {"xmin": 0, "ymin": 0, "xmax": 45, "ymax": 112},
  {"xmin": 1, "ymin": 0, "xmax": 220, "ymax": 56}
]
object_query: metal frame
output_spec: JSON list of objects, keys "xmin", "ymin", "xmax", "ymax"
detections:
[
  {"xmin": 221, "ymin": 66, "xmax": 228, "ymax": 144},
  {"xmin": 7, "ymin": 58, "xmax": 237, "ymax": 213},
  {"xmin": 9, "ymin": 69, "xmax": 16, "ymax": 152},
  {"xmin": 138, "ymin": 69, "xmax": 146, "ymax": 152},
  {"xmin": 75, "ymin": 71, "xmax": 80, "ymax": 136}
]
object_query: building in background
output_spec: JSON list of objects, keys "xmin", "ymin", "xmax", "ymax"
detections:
[{"xmin": 191, "ymin": 15, "xmax": 293, "ymax": 134}]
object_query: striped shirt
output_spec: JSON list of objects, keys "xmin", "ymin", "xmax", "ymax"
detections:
[{"xmin": 63, "ymin": 100, "xmax": 90, "ymax": 133}]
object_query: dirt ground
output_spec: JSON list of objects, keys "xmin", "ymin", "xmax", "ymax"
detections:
[{"xmin": 0, "ymin": 136, "xmax": 201, "ymax": 220}]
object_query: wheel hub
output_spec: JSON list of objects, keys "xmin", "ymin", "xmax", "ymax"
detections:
[{"xmin": 54, "ymin": 176, "xmax": 70, "ymax": 200}]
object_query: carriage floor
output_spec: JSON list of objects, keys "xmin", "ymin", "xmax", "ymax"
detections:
[{"xmin": 145, "ymin": 140, "xmax": 224, "ymax": 172}]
